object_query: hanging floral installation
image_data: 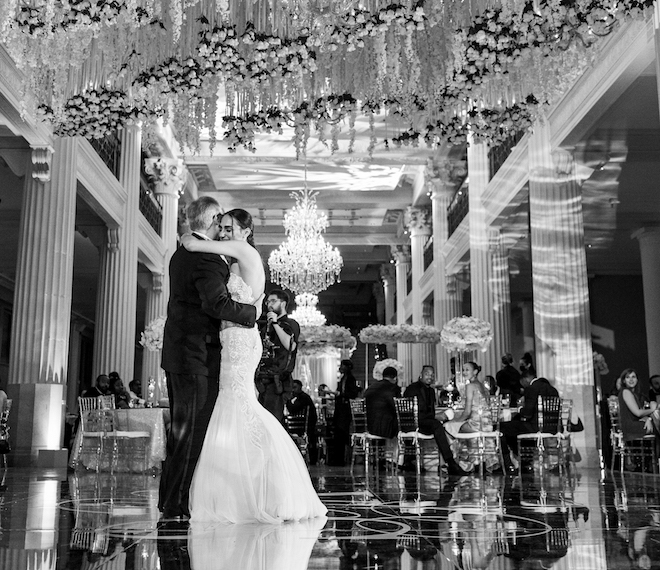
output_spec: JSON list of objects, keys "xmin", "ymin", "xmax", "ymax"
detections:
[
  {"xmin": 0, "ymin": 0, "xmax": 653, "ymax": 155},
  {"xmin": 359, "ymin": 324, "xmax": 443, "ymax": 344},
  {"xmin": 440, "ymin": 316, "xmax": 493, "ymax": 353}
]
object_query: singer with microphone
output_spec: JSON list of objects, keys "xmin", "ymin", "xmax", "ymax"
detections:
[{"xmin": 256, "ymin": 289, "xmax": 300, "ymax": 423}]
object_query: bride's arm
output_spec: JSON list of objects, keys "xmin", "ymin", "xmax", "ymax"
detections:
[{"xmin": 180, "ymin": 234, "xmax": 253, "ymax": 260}]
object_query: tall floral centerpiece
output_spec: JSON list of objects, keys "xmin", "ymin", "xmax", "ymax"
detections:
[
  {"xmin": 440, "ymin": 316, "xmax": 493, "ymax": 399},
  {"xmin": 372, "ymin": 359, "xmax": 405, "ymax": 382},
  {"xmin": 139, "ymin": 316, "xmax": 167, "ymax": 406}
]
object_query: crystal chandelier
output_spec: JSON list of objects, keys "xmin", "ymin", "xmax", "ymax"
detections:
[
  {"xmin": 290, "ymin": 294, "xmax": 327, "ymax": 326},
  {"xmin": 268, "ymin": 188, "xmax": 343, "ymax": 295}
]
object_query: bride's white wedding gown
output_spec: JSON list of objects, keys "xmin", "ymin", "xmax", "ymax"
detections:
[{"xmin": 190, "ymin": 274, "xmax": 328, "ymax": 523}]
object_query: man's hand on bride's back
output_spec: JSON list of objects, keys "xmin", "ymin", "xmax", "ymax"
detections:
[{"xmin": 180, "ymin": 234, "xmax": 199, "ymax": 251}]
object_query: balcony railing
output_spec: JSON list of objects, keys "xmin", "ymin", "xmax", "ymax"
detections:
[
  {"xmin": 447, "ymin": 187, "xmax": 469, "ymax": 238},
  {"xmin": 139, "ymin": 182, "xmax": 162, "ymax": 235},
  {"xmin": 88, "ymin": 132, "xmax": 121, "ymax": 180},
  {"xmin": 488, "ymin": 130, "xmax": 524, "ymax": 179},
  {"xmin": 406, "ymin": 271, "xmax": 412, "ymax": 295},
  {"xmin": 423, "ymin": 236, "xmax": 433, "ymax": 271}
]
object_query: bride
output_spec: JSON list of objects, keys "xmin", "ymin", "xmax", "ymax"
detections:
[{"xmin": 180, "ymin": 208, "xmax": 327, "ymax": 524}]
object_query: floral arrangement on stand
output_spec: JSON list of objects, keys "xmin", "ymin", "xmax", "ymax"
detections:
[
  {"xmin": 359, "ymin": 324, "xmax": 443, "ymax": 344},
  {"xmin": 1, "ymin": 0, "xmax": 654, "ymax": 154},
  {"xmin": 139, "ymin": 316, "xmax": 166, "ymax": 352},
  {"xmin": 298, "ymin": 325, "xmax": 357, "ymax": 358},
  {"xmin": 440, "ymin": 316, "xmax": 493, "ymax": 353},
  {"xmin": 373, "ymin": 359, "xmax": 405, "ymax": 381},
  {"xmin": 593, "ymin": 352, "xmax": 609, "ymax": 376}
]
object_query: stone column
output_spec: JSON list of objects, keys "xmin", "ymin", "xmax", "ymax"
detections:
[
  {"xmin": 467, "ymin": 141, "xmax": 498, "ymax": 376},
  {"xmin": 141, "ymin": 273, "xmax": 165, "ymax": 388},
  {"xmin": 488, "ymin": 227, "xmax": 513, "ymax": 367},
  {"xmin": 93, "ymin": 125, "xmax": 141, "ymax": 382},
  {"xmin": 406, "ymin": 206, "xmax": 432, "ymax": 373},
  {"xmin": 380, "ymin": 264, "xmax": 396, "ymax": 325},
  {"xmin": 632, "ymin": 228, "xmax": 660, "ymax": 375},
  {"xmin": 528, "ymin": 121, "xmax": 596, "ymax": 467},
  {"xmin": 429, "ymin": 165, "xmax": 459, "ymax": 382},
  {"xmin": 392, "ymin": 245, "xmax": 412, "ymax": 385},
  {"xmin": 8, "ymin": 140, "xmax": 73, "ymax": 465}
]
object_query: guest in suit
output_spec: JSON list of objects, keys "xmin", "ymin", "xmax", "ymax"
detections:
[
  {"xmin": 286, "ymin": 380, "xmax": 319, "ymax": 464},
  {"xmin": 364, "ymin": 366, "xmax": 401, "ymax": 438},
  {"xmin": 159, "ymin": 196, "xmax": 259, "ymax": 521},
  {"xmin": 496, "ymin": 353, "xmax": 523, "ymax": 405},
  {"xmin": 403, "ymin": 365, "xmax": 469, "ymax": 476},
  {"xmin": 329, "ymin": 359, "xmax": 360, "ymax": 465},
  {"xmin": 499, "ymin": 373, "xmax": 559, "ymax": 473},
  {"xmin": 83, "ymin": 374, "xmax": 110, "ymax": 398}
]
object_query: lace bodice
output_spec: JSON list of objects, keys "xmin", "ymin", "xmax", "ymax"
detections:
[{"xmin": 227, "ymin": 272, "xmax": 255, "ymax": 303}]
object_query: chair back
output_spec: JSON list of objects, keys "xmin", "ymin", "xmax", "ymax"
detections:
[
  {"xmin": 537, "ymin": 396, "xmax": 561, "ymax": 433},
  {"xmin": 349, "ymin": 398, "xmax": 368, "ymax": 434},
  {"xmin": 285, "ymin": 409, "xmax": 308, "ymax": 436},
  {"xmin": 394, "ymin": 397, "xmax": 419, "ymax": 433},
  {"xmin": 0, "ymin": 399, "xmax": 11, "ymax": 438},
  {"xmin": 78, "ymin": 397, "xmax": 114, "ymax": 433},
  {"xmin": 484, "ymin": 395, "xmax": 502, "ymax": 431},
  {"xmin": 607, "ymin": 395, "xmax": 625, "ymax": 448},
  {"xmin": 98, "ymin": 395, "xmax": 115, "ymax": 410},
  {"xmin": 560, "ymin": 398, "xmax": 573, "ymax": 433}
]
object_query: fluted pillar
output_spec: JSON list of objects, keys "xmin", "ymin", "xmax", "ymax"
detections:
[
  {"xmin": 632, "ymin": 227, "xmax": 660, "ymax": 375},
  {"xmin": 488, "ymin": 227, "xmax": 513, "ymax": 366},
  {"xmin": 141, "ymin": 273, "xmax": 165, "ymax": 387},
  {"xmin": 429, "ymin": 166, "xmax": 458, "ymax": 381},
  {"xmin": 467, "ymin": 141, "xmax": 498, "ymax": 376},
  {"xmin": 529, "ymin": 121, "xmax": 596, "ymax": 467},
  {"xmin": 380, "ymin": 264, "xmax": 395, "ymax": 325},
  {"xmin": 8, "ymin": 140, "xmax": 74, "ymax": 463},
  {"xmin": 93, "ymin": 125, "xmax": 141, "ymax": 381},
  {"xmin": 406, "ymin": 206, "xmax": 432, "ymax": 372},
  {"xmin": 392, "ymin": 245, "xmax": 412, "ymax": 385}
]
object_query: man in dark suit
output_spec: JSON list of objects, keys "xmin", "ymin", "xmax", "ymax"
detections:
[
  {"xmin": 159, "ymin": 196, "xmax": 258, "ymax": 520},
  {"xmin": 364, "ymin": 366, "xmax": 401, "ymax": 439},
  {"xmin": 495, "ymin": 353, "xmax": 523, "ymax": 405},
  {"xmin": 286, "ymin": 379, "xmax": 318, "ymax": 464},
  {"xmin": 499, "ymin": 374, "xmax": 559, "ymax": 473},
  {"xmin": 403, "ymin": 365, "xmax": 468, "ymax": 476}
]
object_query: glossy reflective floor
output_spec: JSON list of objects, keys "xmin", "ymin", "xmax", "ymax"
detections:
[{"xmin": 0, "ymin": 462, "xmax": 658, "ymax": 569}]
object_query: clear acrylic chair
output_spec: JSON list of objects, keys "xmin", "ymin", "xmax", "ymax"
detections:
[
  {"xmin": 517, "ymin": 396, "xmax": 565, "ymax": 475},
  {"xmin": 607, "ymin": 396, "xmax": 657, "ymax": 473},
  {"xmin": 394, "ymin": 397, "xmax": 438, "ymax": 476},
  {"xmin": 285, "ymin": 409, "xmax": 309, "ymax": 463},
  {"xmin": 349, "ymin": 398, "xmax": 390, "ymax": 472}
]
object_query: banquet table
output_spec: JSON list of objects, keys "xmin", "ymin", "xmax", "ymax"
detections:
[
  {"xmin": 435, "ymin": 406, "xmax": 521, "ymax": 422},
  {"xmin": 69, "ymin": 407, "xmax": 169, "ymax": 472}
]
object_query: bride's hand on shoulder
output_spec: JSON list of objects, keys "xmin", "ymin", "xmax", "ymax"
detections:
[{"xmin": 180, "ymin": 233, "xmax": 201, "ymax": 252}]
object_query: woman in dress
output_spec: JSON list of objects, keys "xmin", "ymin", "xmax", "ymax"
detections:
[
  {"xmin": 618, "ymin": 368, "xmax": 657, "ymax": 442},
  {"xmin": 444, "ymin": 362, "xmax": 498, "ymax": 472},
  {"xmin": 180, "ymin": 208, "xmax": 327, "ymax": 524}
]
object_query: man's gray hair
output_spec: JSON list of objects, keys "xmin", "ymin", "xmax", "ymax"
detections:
[{"xmin": 187, "ymin": 196, "xmax": 221, "ymax": 231}]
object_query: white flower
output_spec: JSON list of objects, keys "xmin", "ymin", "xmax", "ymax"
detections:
[
  {"xmin": 359, "ymin": 324, "xmax": 443, "ymax": 344},
  {"xmin": 440, "ymin": 316, "xmax": 493, "ymax": 352},
  {"xmin": 140, "ymin": 316, "xmax": 166, "ymax": 352},
  {"xmin": 373, "ymin": 358, "xmax": 404, "ymax": 381}
]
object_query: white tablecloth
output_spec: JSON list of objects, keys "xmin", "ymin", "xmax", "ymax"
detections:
[{"xmin": 70, "ymin": 408, "xmax": 169, "ymax": 471}]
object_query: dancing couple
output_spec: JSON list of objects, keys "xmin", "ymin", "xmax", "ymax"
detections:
[{"xmin": 158, "ymin": 197, "xmax": 327, "ymax": 524}]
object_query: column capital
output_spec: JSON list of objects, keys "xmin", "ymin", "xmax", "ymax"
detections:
[
  {"xmin": 426, "ymin": 157, "xmax": 466, "ymax": 198},
  {"xmin": 107, "ymin": 227, "xmax": 120, "ymax": 253},
  {"xmin": 446, "ymin": 273, "xmax": 458, "ymax": 295},
  {"xmin": 390, "ymin": 244, "xmax": 411, "ymax": 264},
  {"xmin": 405, "ymin": 206, "xmax": 432, "ymax": 236},
  {"xmin": 488, "ymin": 227, "xmax": 503, "ymax": 252},
  {"xmin": 144, "ymin": 157, "xmax": 186, "ymax": 196},
  {"xmin": 30, "ymin": 145, "xmax": 54, "ymax": 183},
  {"xmin": 552, "ymin": 148, "xmax": 575, "ymax": 177},
  {"xmin": 153, "ymin": 273, "xmax": 164, "ymax": 292},
  {"xmin": 632, "ymin": 226, "xmax": 660, "ymax": 244},
  {"xmin": 380, "ymin": 264, "xmax": 395, "ymax": 283}
]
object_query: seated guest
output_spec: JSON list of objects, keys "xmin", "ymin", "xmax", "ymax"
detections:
[
  {"xmin": 619, "ymin": 368, "xmax": 657, "ymax": 442},
  {"xmin": 109, "ymin": 376, "xmax": 131, "ymax": 409},
  {"xmin": 364, "ymin": 366, "xmax": 401, "ymax": 464},
  {"xmin": 444, "ymin": 362, "xmax": 498, "ymax": 473},
  {"xmin": 128, "ymin": 379, "xmax": 145, "ymax": 407},
  {"xmin": 286, "ymin": 380, "xmax": 318, "ymax": 465},
  {"xmin": 649, "ymin": 374, "xmax": 660, "ymax": 406},
  {"xmin": 83, "ymin": 374, "xmax": 110, "ymax": 398},
  {"xmin": 499, "ymin": 372, "xmax": 559, "ymax": 473},
  {"xmin": 403, "ymin": 365, "xmax": 468, "ymax": 476},
  {"xmin": 496, "ymin": 353, "xmax": 523, "ymax": 405}
]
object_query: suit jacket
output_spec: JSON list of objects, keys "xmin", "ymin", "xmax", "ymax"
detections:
[
  {"xmin": 364, "ymin": 380, "xmax": 401, "ymax": 438},
  {"xmin": 285, "ymin": 391, "xmax": 318, "ymax": 432},
  {"xmin": 519, "ymin": 377, "xmax": 559, "ymax": 430},
  {"xmin": 161, "ymin": 240, "xmax": 257, "ymax": 377},
  {"xmin": 403, "ymin": 381, "xmax": 437, "ymax": 425}
]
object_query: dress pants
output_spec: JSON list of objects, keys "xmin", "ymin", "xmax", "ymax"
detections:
[
  {"xmin": 499, "ymin": 419, "xmax": 535, "ymax": 465},
  {"xmin": 158, "ymin": 372, "xmax": 218, "ymax": 518},
  {"xmin": 419, "ymin": 418, "xmax": 458, "ymax": 466}
]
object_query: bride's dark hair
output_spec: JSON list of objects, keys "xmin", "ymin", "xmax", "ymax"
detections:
[{"xmin": 224, "ymin": 208, "xmax": 255, "ymax": 248}]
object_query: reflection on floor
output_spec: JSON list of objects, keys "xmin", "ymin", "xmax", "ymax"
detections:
[{"xmin": 0, "ymin": 463, "xmax": 658, "ymax": 569}]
